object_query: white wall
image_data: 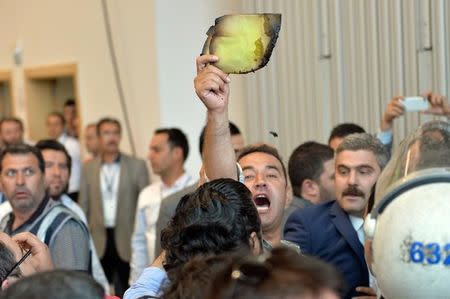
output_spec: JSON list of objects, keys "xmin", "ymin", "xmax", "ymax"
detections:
[
  {"xmin": 0, "ymin": 0, "xmax": 248, "ymax": 179},
  {"xmin": 154, "ymin": 0, "xmax": 247, "ymax": 178}
]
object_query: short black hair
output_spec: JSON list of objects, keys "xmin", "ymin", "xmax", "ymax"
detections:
[
  {"xmin": 0, "ymin": 241, "xmax": 22, "ymax": 285},
  {"xmin": 238, "ymin": 144, "xmax": 287, "ymax": 182},
  {"xmin": 47, "ymin": 112, "xmax": 66, "ymax": 126},
  {"xmin": 64, "ymin": 99, "xmax": 76, "ymax": 107},
  {"xmin": 199, "ymin": 121, "xmax": 241, "ymax": 156},
  {"xmin": 288, "ymin": 141, "xmax": 334, "ymax": 197},
  {"xmin": 96, "ymin": 117, "xmax": 121, "ymax": 135},
  {"xmin": 161, "ymin": 178, "xmax": 262, "ymax": 276},
  {"xmin": 154, "ymin": 128, "xmax": 190, "ymax": 161},
  {"xmin": 0, "ymin": 117, "xmax": 24, "ymax": 132},
  {"xmin": 0, "ymin": 144, "xmax": 45, "ymax": 174},
  {"xmin": 35, "ymin": 139, "xmax": 72, "ymax": 175},
  {"xmin": 0, "ymin": 270, "xmax": 104, "ymax": 299},
  {"xmin": 328, "ymin": 123, "xmax": 365, "ymax": 144}
]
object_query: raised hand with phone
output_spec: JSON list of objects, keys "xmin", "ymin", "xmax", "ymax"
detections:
[{"xmin": 380, "ymin": 91, "xmax": 450, "ymax": 133}]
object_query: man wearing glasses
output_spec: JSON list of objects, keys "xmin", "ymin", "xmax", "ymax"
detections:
[{"xmin": 0, "ymin": 144, "xmax": 90, "ymax": 271}]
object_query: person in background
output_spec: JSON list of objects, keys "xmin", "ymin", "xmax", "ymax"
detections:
[
  {"xmin": 84, "ymin": 123, "xmax": 100, "ymax": 163},
  {"xmin": 130, "ymin": 127, "xmax": 196, "ymax": 283},
  {"xmin": 63, "ymin": 99, "xmax": 78, "ymax": 138},
  {"xmin": 46, "ymin": 112, "xmax": 81, "ymax": 201},
  {"xmin": 79, "ymin": 117, "xmax": 149, "ymax": 297}
]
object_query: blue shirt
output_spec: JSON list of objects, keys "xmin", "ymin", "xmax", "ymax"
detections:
[{"xmin": 123, "ymin": 267, "xmax": 168, "ymax": 299}]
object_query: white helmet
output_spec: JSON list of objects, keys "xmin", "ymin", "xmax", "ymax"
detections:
[{"xmin": 364, "ymin": 120, "xmax": 450, "ymax": 299}]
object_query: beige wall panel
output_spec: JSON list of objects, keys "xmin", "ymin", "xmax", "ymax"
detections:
[{"xmin": 241, "ymin": 0, "xmax": 449, "ymax": 163}]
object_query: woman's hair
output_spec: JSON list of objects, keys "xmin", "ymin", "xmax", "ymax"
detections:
[
  {"xmin": 207, "ymin": 247, "xmax": 344, "ymax": 299},
  {"xmin": 161, "ymin": 178, "xmax": 262, "ymax": 276}
]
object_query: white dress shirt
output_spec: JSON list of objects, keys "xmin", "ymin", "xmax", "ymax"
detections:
[
  {"xmin": 349, "ymin": 214, "xmax": 379, "ymax": 295},
  {"xmin": 100, "ymin": 160, "xmax": 121, "ymax": 228},
  {"xmin": 129, "ymin": 172, "xmax": 196, "ymax": 283},
  {"xmin": 58, "ymin": 133, "xmax": 81, "ymax": 193}
]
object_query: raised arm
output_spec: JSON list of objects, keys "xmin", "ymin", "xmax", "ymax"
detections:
[{"xmin": 194, "ymin": 54, "xmax": 237, "ymax": 180}]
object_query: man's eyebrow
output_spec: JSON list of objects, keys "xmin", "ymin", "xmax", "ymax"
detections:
[
  {"xmin": 242, "ymin": 165, "xmax": 256, "ymax": 172},
  {"xmin": 356, "ymin": 164, "xmax": 375, "ymax": 170},
  {"xmin": 336, "ymin": 164, "xmax": 349, "ymax": 168},
  {"xmin": 336, "ymin": 164, "xmax": 374, "ymax": 169},
  {"xmin": 266, "ymin": 165, "xmax": 282, "ymax": 173}
]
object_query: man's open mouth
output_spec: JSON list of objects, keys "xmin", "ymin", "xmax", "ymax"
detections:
[{"xmin": 254, "ymin": 194, "xmax": 270, "ymax": 213}]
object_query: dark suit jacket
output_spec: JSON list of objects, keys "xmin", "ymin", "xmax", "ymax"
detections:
[
  {"xmin": 282, "ymin": 195, "xmax": 312, "ymax": 229},
  {"xmin": 79, "ymin": 153, "xmax": 149, "ymax": 262},
  {"xmin": 153, "ymin": 182, "xmax": 198, "ymax": 257},
  {"xmin": 284, "ymin": 200, "xmax": 369, "ymax": 299}
]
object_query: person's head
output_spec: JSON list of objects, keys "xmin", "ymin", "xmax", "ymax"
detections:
[
  {"xmin": 237, "ymin": 144, "xmax": 289, "ymax": 237},
  {"xmin": 97, "ymin": 117, "xmax": 122, "ymax": 155},
  {"xmin": 0, "ymin": 118, "xmax": 24, "ymax": 147},
  {"xmin": 0, "ymin": 270, "xmax": 104, "ymax": 299},
  {"xmin": 164, "ymin": 253, "xmax": 241, "ymax": 299},
  {"xmin": 35, "ymin": 139, "xmax": 71, "ymax": 199},
  {"xmin": 288, "ymin": 142, "xmax": 335, "ymax": 204},
  {"xmin": 207, "ymin": 247, "xmax": 344, "ymax": 299},
  {"xmin": 46, "ymin": 112, "xmax": 65, "ymax": 139},
  {"xmin": 84, "ymin": 123, "xmax": 99, "ymax": 156},
  {"xmin": 335, "ymin": 133, "xmax": 388, "ymax": 218},
  {"xmin": 148, "ymin": 128, "xmax": 189, "ymax": 179},
  {"xmin": 161, "ymin": 178, "xmax": 262, "ymax": 276},
  {"xmin": 63, "ymin": 99, "xmax": 76, "ymax": 124},
  {"xmin": 199, "ymin": 121, "xmax": 244, "ymax": 157},
  {"xmin": 328, "ymin": 123, "xmax": 366, "ymax": 151},
  {"xmin": 0, "ymin": 145, "xmax": 46, "ymax": 215}
]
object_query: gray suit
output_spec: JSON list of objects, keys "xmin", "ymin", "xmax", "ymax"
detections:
[
  {"xmin": 153, "ymin": 182, "xmax": 198, "ymax": 257},
  {"xmin": 79, "ymin": 153, "xmax": 149, "ymax": 262}
]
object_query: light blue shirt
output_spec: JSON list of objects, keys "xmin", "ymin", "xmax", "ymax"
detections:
[{"xmin": 124, "ymin": 266, "xmax": 168, "ymax": 299}]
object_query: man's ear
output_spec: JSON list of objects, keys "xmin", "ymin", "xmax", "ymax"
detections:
[
  {"xmin": 302, "ymin": 179, "xmax": 319, "ymax": 197},
  {"xmin": 172, "ymin": 146, "xmax": 183, "ymax": 161},
  {"xmin": 249, "ymin": 231, "xmax": 262, "ymax": 255}
]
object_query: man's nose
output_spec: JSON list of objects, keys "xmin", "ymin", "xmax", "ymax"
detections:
[
  {"xmin": 15, "ymin": 172, "xmax": 25, "ymax": 186},
  {"xmin": 255, "ymin": 173, "xmax": 267, "ymax": 187}
]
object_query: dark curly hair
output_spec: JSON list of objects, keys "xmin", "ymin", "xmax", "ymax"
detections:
[{"xmin": 160, "ymin": 178, "xmax": 262, "ymax": 276}]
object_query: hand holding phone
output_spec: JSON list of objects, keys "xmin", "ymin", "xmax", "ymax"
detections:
[{"xmin": 400, "ymin": 97, "xmax": 430, "ymax": 112}]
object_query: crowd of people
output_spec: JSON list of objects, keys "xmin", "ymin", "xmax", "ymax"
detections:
[{"xmin": 0, "ymin": 55, "xmax": 449, "ymax": 299}]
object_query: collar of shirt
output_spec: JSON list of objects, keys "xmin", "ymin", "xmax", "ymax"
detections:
[
  {"xmin": 348, "ymin": 214, "xmax": 365, "ymax": 244},
  {"xmin": 160, "ymin": 172, "xmax": 192, "ymax": 194},
  {"xmin": 101, "ymin": 153, "xmax": 121, "ymax": 165},
  {"xmin": 57, "ymin": 132, "xmax": 68, "ymax": 144},
  {"xmin": 5, "ymin": 196, "xmax": 50, "ymax": 234}
]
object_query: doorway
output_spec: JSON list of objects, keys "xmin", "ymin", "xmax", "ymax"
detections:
[
  {"xmin": 0, "ymin": 70, "xmax": 14, "ymax": 118},
  {"xmin": 24, "ymin": 63, "xmax": 79, "ymax": 141}
]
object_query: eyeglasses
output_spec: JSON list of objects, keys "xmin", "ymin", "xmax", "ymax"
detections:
[{"xmin": 0, "ymin": 249, "xmax": 32, "ymax": 285}]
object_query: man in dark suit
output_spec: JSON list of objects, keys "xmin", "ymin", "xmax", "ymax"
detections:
[
  {"xmin": 284, "ymin": 133, "xmax": 389, "ymax": 299},
  {"xmin": 282, "ymin": 141, "xmax": 335, "ymax": 227},
  {"xmin": 79, "ymin": 117, "xmax": 149, "ymax": 296}
]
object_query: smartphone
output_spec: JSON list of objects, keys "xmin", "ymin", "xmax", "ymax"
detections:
[{"xmin": 401, "ymin": 97, "xmax": 429, "ymax": 112}]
